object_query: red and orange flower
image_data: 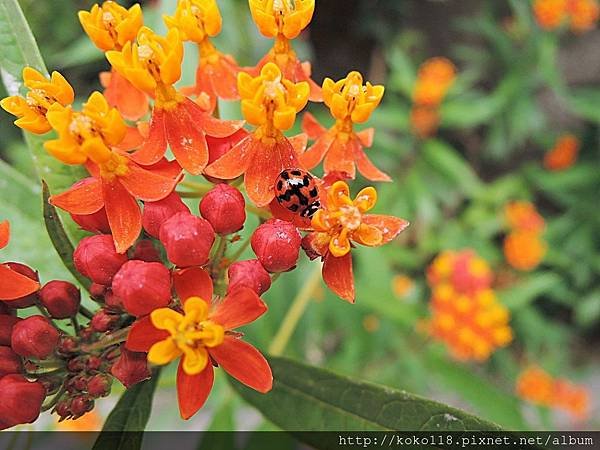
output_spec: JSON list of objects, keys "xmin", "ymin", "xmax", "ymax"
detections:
[
  {"xmin": 300, "ymin": 72, "xmax": 389, "ymax": 181},
  {"xmin": 302, "ymin": 181, "xmax": 409, "ymax": 302},
  {"xmin": 0, "ymin": 221, "xmax": 40, "ymax": 301},
  {"xmin": 125, "ymin": 267, "xmax": 272, "ymax": 419},
  {"xmin": 544, "ymin": 134, "xmax": 580, "ymax": 171}
]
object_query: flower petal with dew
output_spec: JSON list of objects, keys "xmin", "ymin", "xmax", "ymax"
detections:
[{"xmin": 0, "ymin": 222, "xmax": 40, "ymax": 301}]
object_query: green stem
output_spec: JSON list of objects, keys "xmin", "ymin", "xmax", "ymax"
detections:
[
  {"xmin": 78, "ymin": 305, "xmax": 94, "ymax": 320},
  {"xmin": 227, "ymin": 237, "xmax": 251, "ymax": 263},
  {"xmin": 80, "ymin": 326, "xmax": 130, "ymax": 353},
  {"xmin": 246, "ymin": 204, "xmax": 272, "ymax": 220},
  {"xmin": 180, "ymin": 179, "xmax": 214, "ymax": 195},
  {"xmin": 71, "ymin": 316, "xmax": 80, "ymax": 333},
  {"xmin": 268, "ymin": 263, "xmax": 323, "ymax": 356},
  {"xmin": 177, "ymin": 190, "xmax": 205, "ymax": 198}
]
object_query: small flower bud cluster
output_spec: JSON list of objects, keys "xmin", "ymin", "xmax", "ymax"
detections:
[
  {"xmin": 503, "ymin": 202, "xmax": 547, "ymax": 271},
  {"xmin": 516, "ymin": 366, "xmax": 590, "ymax": 420},
  {"xmin": 424, "ymin": 250, "xmax": 512, "ymax": 362},
  {"xmin": 411, "ymin": 57, "xmax": 456, "ymax": 138}
]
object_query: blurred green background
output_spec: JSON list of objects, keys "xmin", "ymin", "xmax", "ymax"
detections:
[{"xmin": 1, "ymin": 0, "xmax": 599, "ymax": 433}]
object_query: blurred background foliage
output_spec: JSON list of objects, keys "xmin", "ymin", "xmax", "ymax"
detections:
[{"xmin": 1, "ymin": 0, "xmax": 599, "ymax": 433}]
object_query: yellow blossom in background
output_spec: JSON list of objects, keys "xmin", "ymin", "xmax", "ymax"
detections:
[
  {"xmin": 0, "ymin": 67, "xmax": 74, "ymax": 134},
  {"xmin": 164, "ymin": 0, "xmax": 222, "ymax": 43},
  {"xmin": 78, "ymin": 2, "xmax": 143, "ymax": 51}
]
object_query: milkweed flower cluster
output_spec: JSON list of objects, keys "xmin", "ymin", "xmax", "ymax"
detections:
[
  {"xmin": 0, "ymin": 0, "xmax": 410, "ymax": 427},
  {"xmin": 516, "ymin": 366, "xmax": 590, "ymax": 420},
  {"xmin": 533, "ymin": 0, "xmax": 600, "ymax": 32},
  {"xmin": 423, "ymin": 250, "xmax": 512, "ymax": 362},
  {"xmin": 503, "ymin": 201, "xmax": 547, "ymax": 271},
  {"xmin": 543, "ymin": 134, "xmax": 580, "ymax": 171},
  {"xmin": 410, "ymin": 57, "xmax": 456, "ymax": 139}
]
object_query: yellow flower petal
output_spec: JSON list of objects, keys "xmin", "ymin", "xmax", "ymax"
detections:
[
  {"xmin": 353, "ymin": 186, "xmax": 377, "ymax": 212},
  {"xmin": 148, "ymin": 338, "xmax": 182, "ymax": 366},
  {"xmin": 181, "ymin": 346, "xmax": 209, "ymax": 375},
  {"xmin": 150, "ymin": 308, "xmax": 183, "ymax": 331},
  {"xmin": 354, "ymin": 223, "xmax": 383, "ymax": 247}
]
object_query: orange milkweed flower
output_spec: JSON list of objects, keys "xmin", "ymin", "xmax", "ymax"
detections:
[
  {"xmin": 248, "ymin": 0, "xmax": 322, "ymax": 101},
  {"xmin": 299, "ymin": 72, "xmax": 390, "ymax": 181},
  {"xmin": 164, "ymin": 0, "xmax": 241, "ymax": 109},
  {"xmin": 504, "ymin": 201, "xmax": 546, "ymax": 233},
  {"xmin": 0, "ymin": 67, "xmax": 74, "ymax": 134},
  {"xmin": 392, "ymin": 274, "xmax": 414, "ymax": 299},
  {"xmin": 302, "ymin": 181, "xmax": 409, "ymax": 302},
  {"xmin": 413, "ymin": 57, "xmax": 456, "ymax": 107},
  {"xmin": 426, "ymin": 249, "xmax": 493, "ymax": 294},
  {"xmin": 45, "ymin": 92, "xmax": 182, "ymax": 253},
  {"xmin": 0, "ymin": 221, "xmax": 40, "ymax": 301},
  {"xmin": 533, "ymin": 0, "xmax": 569, "ymax": 29},
  {"xmin": 544, "ymin": 134, "xmax": 580, "ymax": 171},
  {"xmin": 567, "ymin": 0, "xmax": 600, "ymax": 32},
  {"xmin": 125, "ymin": 267, "xmax": 272, "ymax": 420},
  {"xmin": 205, "ymin": 63, "xmax": 309, "ymax": 206},
  {"xmin": 503, "ymin": 230, "xmax": 547, "ymax": 271},
  {"xmin": 516, "ymin": 366, "xmax": 556, "ymax": 406},
  {"xmin": 410, "ymin": 106, "xmax": 440, "ymax": 139},
  {"xmin": 79, "ymin": 2, "xmax": 148, "ymax": 121},
  {"xmin": 554, "ymin": 380, "xmax": 591, "ymax": 420},
  {"xmin": 106, "ymin": 26, "xmax": 244, "ymax": 175}
]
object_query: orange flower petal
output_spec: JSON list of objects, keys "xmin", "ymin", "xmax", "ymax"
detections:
[
  {"xmin": 49, "ymin": 178, "xmax": 104, "ymax": 215},
  {"xmin": 294, "ymin": 60, "xmax": 322, "ymax": 102},
  {"xmin": 0, "ymin": 264, "xmax": 40, "ymax": 301},
  {"xmin": 125, "ymin": 315, "xmax": 169, "ymax": 352},
  {"xmin": 322, "ymin": 252, "xmax": 355, "ymax": 303},
  {"xmin": 143, "ymin": 158, "xmax": 183, "ymax": 179},
  {"xmin": 205, "ymin": 134, "xmax": 255, "ymax": 179},
  {"xmin": 103, "ymin": 180, "xmax": 142, "ymax": 253},
  {"xmin": 0, "ymin": 221, "xmax": 9, "ymax": 250},
  {"xmin": 354, "ymin": 140, "xmax": 391, "ymax": 182},
  {"xmin": 324, "ymin": 138, "xmax": 356, "ymax": 179},
  {"xmin": 103, "ymin": 69, "xmax": 149, "ymax": 121},
  {"xmin": 288, "ymin": 133, "xmax": 308, "ymax": 155},
  {"xmin": 269, "ymin": 199, "xmax": 312, "ymax": 230},
  {"xmin": 245, "ymin": 137, "xmax": 300, "ymax": 207},
  {"xmin": 176, "ymin": 358, "xmax": 214, "ymax": 420},
  {"xmin": 356, "ymin": 128, "xmax": 375, "ymax": 148},
  {"xmin": 210, "ymin": 287, "xmax": 267, "ymax": 330},
  {"xmin": 183, "ymin": 98, "xmax": 244, "ymax": 138},
  {"xmin": 362, "ymin": 214, "xmax": 409, "ymax": 245},
  {"xmin": 115, "ymin": 126, "xmax": 145, "ymax": 152},
  {"xmin": 163, "ymin": 103, "xmax": 209, "ymax": 175},
  {"xmin": 197, "ymin": 56, "xmax": 240, "ymax": 101},
  {"xmin": 209, "ymin": 336, "xmax": 272, "ymax": 393},
  {"xmin": 301, "ymin": 112, "xmax": 326, "ymax": 139},
  {"xmin": 132, "ymin": 109, "xmax": 167, "ymax": 166},
  {"xmin": 172, "ymin": 267, "xmax": 213, "ymax": 304},
  {"xmin": 353, "ymin": 224, "xmax": 383, "ymax": 247},
  {"xmin": 119, "ymin": 160, "xmax": 182, "ymax": 202},
  {"xmin": 299, "ymin": 132, "xmax": 335, "ymax": 170}
]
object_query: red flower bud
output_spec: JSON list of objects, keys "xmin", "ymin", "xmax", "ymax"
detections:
[
  {"xmin": 69, "ymin": 374, "xmax": 88, "ymax": 392},
  {"xmin": 11, "ymin": 316, "xmax": 59, "ymax": 360},
  {"xmin": 87, "ymin": 374, "xmax": 112, "ymax": 398},
  {"xmin": 2, "ymin": 262, "xmax": 40, "ymax": 308},
  {"xmin": 131, "ymin": 240, "xmax": 161, "ymax": 263},
  {"xmin": 104, "ymin": 290, "xmax": 124, "ymax": 310},
  {"xmin": 69, "ymin": 179, "xmax": 111, "ymax": 234},
  {"xmin": 57, "ymin": 336, "xmax": 78, "ymax": 355},
  {"xmin": 70, "ymin": 395, "xmax": 94, "ymax": 419},
  {"xmin": 0, "ymin": 315, "xmax": 21, "ymax": 346},
  {"xmin": 142, "ymin": 193, "xmax": 190, "ymax": 238},
  {"xmin": 74, "ymin": 235, "xmax": 128, "ymax": 285},
  {"xmin": 91, "ymin": 309, "xmax": 119, "ymax": 332},
  {"xmin": 39, "ymin": 280, "xmax": 80, "ymax": 319},
  {"xmin": 0, "ymin": 374, "xmax": 46, "ymax": 430},
  {"xmin": 0, "ymin": 346, "xmax": 22, "ymax": 376},
  {"xmin": 200, "ymin": 184, "xmax": 246, "ymax": 235},
  {"xmin": 228, "ymin": 259, "xmax": 272, "ymax": 296},
  {"xmin": 55, "ymin": 398, "xmax": 72, "ymax": 420},
  {"xmin": 112, "ymin": 260, "xmax": 172, "ymax": 316},
  {"xmin": 89, "ymin": 282, "xmax": 107, "ymax": 299},
  {"xmin": 86, "ymin": 355, "xmax": 102, "ymax": 371},
  {"xmin": 159, "ymin": 212, "xmax": 215, "ymax": 267},
  {"xmin": 67, "ymin": 356, "xmax": 86, "ymax": 373},
  {"xmin": 110, "ymin": 346, "xmax": 151, "ymax": 388},
  {"xmin": 251, "ymin": 219, "xmax": 302, "ymax": 272}
]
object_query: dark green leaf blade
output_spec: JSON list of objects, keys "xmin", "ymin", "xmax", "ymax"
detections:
[
  {"xmin": 93, "ymin": 374, "xmax": 159, "ymax": 450},
  {"xmin": 230, "ymin": 356, "xmax": 502, "ymax": 448},
  {"xmin": 42, "ymin": 181, "xmax": 91, "ymax": 290}
]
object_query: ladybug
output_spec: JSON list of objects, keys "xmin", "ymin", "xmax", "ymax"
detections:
[{"xmin": 275, "ymin": 169, "xmax": 321, "ymax": 218}]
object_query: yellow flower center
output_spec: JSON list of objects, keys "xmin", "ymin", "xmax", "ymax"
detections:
[
  {"xmin": 98, "ymin": 152, "xmax": 130, "ymax": 181},
  {"xmin": 148, "ymin": 297, "xmax": 225, "ymax": 375}
]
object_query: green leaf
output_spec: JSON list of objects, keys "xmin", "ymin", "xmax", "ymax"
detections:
[
  {"xmin": 42, "ymin": 181, "xmax": 91, "ymax": 290},
  {"xmin": 0, "ymin": 0, "xmax": 87, "ymax": 240},
  {"xmin": 499, "ymin": 272, "xmax": 562, "ymax": 311},
  {"xmin": 93, "ymin": 374, "xmax": 159, "ymax": 450},
  {"xmin": 231, "ymin": 356, "xmax": 502, "ymax": 446}
]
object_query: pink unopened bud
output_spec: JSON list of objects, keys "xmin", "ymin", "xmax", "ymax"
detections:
[
  {"xmin": 200, "ymin": 184, "xmax": 246, "ymax": 235},
  {"xmin": 86, "ymin": 355, "xmax": 102, "ymax": 371},
  {"xmin": 67, "ymin": 356, "xmax": 86, "ymax": 373},
  {"xmin": 251, "ymin": 219, "xmax": 302, "ymax": 272},
  {"xmin": 228, "ymin": 259, "xmax": 272, "ymax": 296},
  {"xmin": 112, "ymin": 260, "xmax": 171, "ymax": 316},
  {"xmin": 0, "ymin": 346, "xmax": 22, "ymax": 376},
  {"xmin": 159, "ymin": 212, "xmax": 215, "ymax": 267},
  {"xmin": 39, "ymin": 280, "xmax": 80, "ymax": 319},
  {"xmin": 55, "ymin": 398, "xmax": 72, "ymax": 420},
  {"xmin": 57, "ymin": 336, "xmax": 78, "ymax": 355},
  {"xmin": 131, "ymin": 240, "xmax": 161, "ymax": 263},
  {"xmin": 11, "ymin": 316, "xmax": 59, "ymax": 359},
  {"xmin": 142, "ymin": 192, "xmax": 190, "ymax": 238},
  {"xmin": 87, "ymin": 374, "xmax": 112, "ymax": 398},
  {"xmin": 74, "ymin": 235, "xmax": 128, "ymax": 285},
  {"xmin": 69, "ymin": 178, "xmax": 111, "ymax": 234},
  {"xmin": 104, "ymin": 290, "xmax": 124, "ymax": 310},
  {"xmin": 91, "ymin": 309, "xmax": 119, "ymax": 333},
  {"xmin": 70, "ymin": 395, "xmax": 94, "ymax": 419},
  {"xmin": 111, "ymin": 346, "xmax": 151, "ymax": 388},
  {"xmin": 89, "ymin": 283, "xmax": 107, "ymax": 299},
  {"xmin": 0, "ymin": 315, "xmax": 21, "ymax": 346},
  {"xmin": 0, "ymin": 374, "xmax": 46, "ymax": 430},
  {"xmin": 3, "ymin": 262, "xmax": 40, "ymax": 308}
]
